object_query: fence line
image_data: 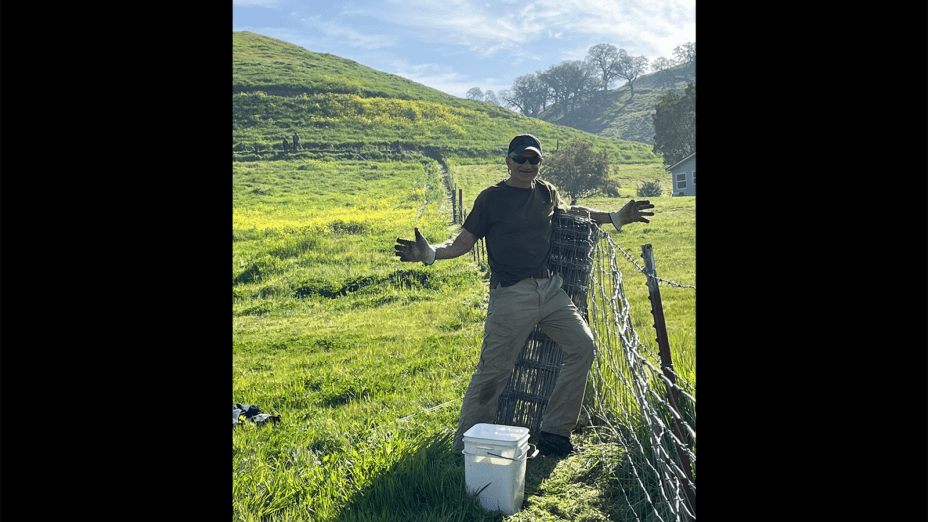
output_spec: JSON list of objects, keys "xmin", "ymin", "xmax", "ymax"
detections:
[
  {"xmin": 585, "ymin": 223, "xmax": 696, "ymax": 521},
  {"xmin": 482, "ymin": 212, "xmax": 696, "ymax": 519}
]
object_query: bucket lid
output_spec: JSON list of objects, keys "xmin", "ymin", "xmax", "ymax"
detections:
[{"xmin": 463, "ymin": 423, "xmax": 530, "ymax": 445}]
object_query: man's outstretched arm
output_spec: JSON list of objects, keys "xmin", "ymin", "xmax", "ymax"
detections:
[
  {"xmin": 567, "ymin": 199, "xmax": 655, "ymax": 231},
  {"xmin": 394, "ymin": 227, "xmax": 479, "ymax": 265}
]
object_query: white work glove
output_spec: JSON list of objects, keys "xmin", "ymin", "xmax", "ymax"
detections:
[
  {"xmin": 609, "ymin": 199, "xmax": 655, "ymax": 232},
  {"xmin": 394, "ymin": 227, "xmax": 437, "ymax": 265}
]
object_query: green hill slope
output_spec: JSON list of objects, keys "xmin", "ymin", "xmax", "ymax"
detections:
[
  {"xmin": 234, "ymin": 31, "xmax": 471, "ymax": 105},
  {"xmin": 536, "ymin": 62, "xmax": 695, "ymax": 145},
  {"xmin": 232, "ymin": 31, "xmax": 660, "ymax": 164}
]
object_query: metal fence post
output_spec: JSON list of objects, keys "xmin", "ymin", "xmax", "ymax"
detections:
[{"xmin": 641, "ymin": 244, "xmax": 696, "ymax": 516}]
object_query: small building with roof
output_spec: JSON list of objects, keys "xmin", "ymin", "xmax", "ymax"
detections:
[{"xmin": 666, "ymin": 152, "xmax": 695, "ymax": 197}]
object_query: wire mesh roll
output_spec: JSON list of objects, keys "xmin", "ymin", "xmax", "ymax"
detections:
[{"xmin": 495, "ymin": 212, "xmax": 601, "ymax": 436}]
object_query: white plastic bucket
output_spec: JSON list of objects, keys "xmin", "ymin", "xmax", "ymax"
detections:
[{"xmin": 462, "ymin": 423, "xmax": 538, "ymax": 515}]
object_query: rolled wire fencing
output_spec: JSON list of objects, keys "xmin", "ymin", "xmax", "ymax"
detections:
[{"xmin": 495, "ymin": 212, "xmax": 599, "ymax": 435}]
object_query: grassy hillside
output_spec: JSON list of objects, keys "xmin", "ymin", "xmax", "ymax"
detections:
[
  {"xmin": 234, "ymin": 31, "xmax": 475, "ymax": 104},
  {"xmin": 233, "ymin": 32, "xmax": 694, "ymax": 522},
  {"xmin": 233, "ymin": 31, "xmax": 661, "ymax": 165},
  {"xmin": 537, "ymin": 62, "xmax": 695, "ymax": 146}
]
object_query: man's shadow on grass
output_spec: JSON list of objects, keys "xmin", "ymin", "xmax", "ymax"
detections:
[{"xmin": 332, "ymin": 430, "xmax": 561, "ymax": 521}]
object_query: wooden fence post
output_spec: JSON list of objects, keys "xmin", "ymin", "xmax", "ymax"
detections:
[{"xmin": 458, "ymin": 189, "xmax": 463, "ymax": 224}]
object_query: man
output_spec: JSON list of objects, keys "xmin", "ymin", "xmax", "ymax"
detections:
[
  {"xmin": 292, "ymin": 132, "xmax": 301, "ymax": 151},
  {"xmin": 394, "ymin": 134, "xmax": 654, "ymax": 457}
]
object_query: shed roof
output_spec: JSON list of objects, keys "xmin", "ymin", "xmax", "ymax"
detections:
[{"xmin": 665, "ymin": 152, "xmax": 696, "ymax": 172}]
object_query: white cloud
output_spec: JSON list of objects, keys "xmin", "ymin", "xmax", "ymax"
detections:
[
  {"xmin": 340, "ymin": 0, "xmax": 548, "ymax": 58},
  {"xmin": 387, "ymin": 59, "xmax": 511, "ymax": 99},
  {"xmin": 232, "ymin": 0, "xmax": 283, "ymax": 7},
  {"xmin": 239, "ymin": 0, "xmax": 693, "ymax": 59},
  {"xmin": 650, "ymin": 21, "xmax": 696, "ymax": 59},
  {"xmin": 295, "ymin": 15, "xmax": 399, "ymax": 51},
  {"xmin": 337, "ymin": 0, "xmax": 693, "ymax": 62},
  {"xmin": 389, "ymin": 60, "xmax": 475, "ymax": 98}
]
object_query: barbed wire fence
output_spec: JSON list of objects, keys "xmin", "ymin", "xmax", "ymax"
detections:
[
  {"xmin": 490, "ymin": 212, "xmax": 696, "ymax": 520},
  {"xmin": 584, "ymin": 224, "xmax": 696, "ymax": 521}
]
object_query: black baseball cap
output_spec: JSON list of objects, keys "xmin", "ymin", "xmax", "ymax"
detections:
[{"xmin": 507, "ymin": 134, "xmax": 543, "ymax": 157}]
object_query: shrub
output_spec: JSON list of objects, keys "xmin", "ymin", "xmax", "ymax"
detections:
[
  {"xmin": 604, "ymin": 179, "xmax": 621, "ymax": 197},
  {"xmin": 637, "ymin": 180, "xmax": 663, "ymax": 197}
]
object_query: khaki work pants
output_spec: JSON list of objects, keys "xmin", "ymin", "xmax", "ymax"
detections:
[{"xmin": 452, "ymin": 274, "xmax": 595, "ymax": 452}]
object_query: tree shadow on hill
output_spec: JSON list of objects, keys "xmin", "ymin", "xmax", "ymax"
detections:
[{"xmin": 332, "ymin": 430, "xmax": 559, "ymax": 522}]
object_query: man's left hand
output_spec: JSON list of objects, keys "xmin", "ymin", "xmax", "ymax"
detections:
[{"xmin": 610, "ymin": 199, "xmax": 655, "ymax": 231}]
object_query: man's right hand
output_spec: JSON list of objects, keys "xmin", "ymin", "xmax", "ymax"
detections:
[{"xmin": 394, "ymin": 227, "xmax": 437, "ymax": 265}]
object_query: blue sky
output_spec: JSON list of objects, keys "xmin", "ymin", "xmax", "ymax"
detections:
[{"xmin": 232, "ymin": 0, "xmax": 695, "ymax": 100}]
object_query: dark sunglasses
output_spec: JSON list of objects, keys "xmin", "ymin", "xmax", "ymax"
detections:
[{"xmin": 510, "ymin": 155, "xmax": 541, "ymax": 165}]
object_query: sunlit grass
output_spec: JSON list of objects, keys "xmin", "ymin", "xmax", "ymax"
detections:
[{"xmin": 233, "ymin": 152, "xmax": 693, "ymax": 520}]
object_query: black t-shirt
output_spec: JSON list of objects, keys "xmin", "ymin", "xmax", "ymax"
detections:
[{"xmin": 463, "ymin": 179, "xmax": 566, "ymax": 287}]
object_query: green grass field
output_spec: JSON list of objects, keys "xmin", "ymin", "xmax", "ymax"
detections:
[
  {"xmin": 233, "ymin": 152, "xmax": 694, "ymax": 521},
  {"xmin": 233, "ymin": 31, "xmax": 694, "ymax": 521}
]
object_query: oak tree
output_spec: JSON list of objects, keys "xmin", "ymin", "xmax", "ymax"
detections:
[
  {"xmin": 651, "ymin": 82, "xmax": 695, "ymax": 166},
  {"xmin": 542, "ymin": 140, "xmax": 615, "ymax": 201}
]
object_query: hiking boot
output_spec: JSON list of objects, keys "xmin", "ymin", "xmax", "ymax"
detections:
[{"xmin": 537, "ymin": 431, "xmax": 575, "ymax": 457}]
